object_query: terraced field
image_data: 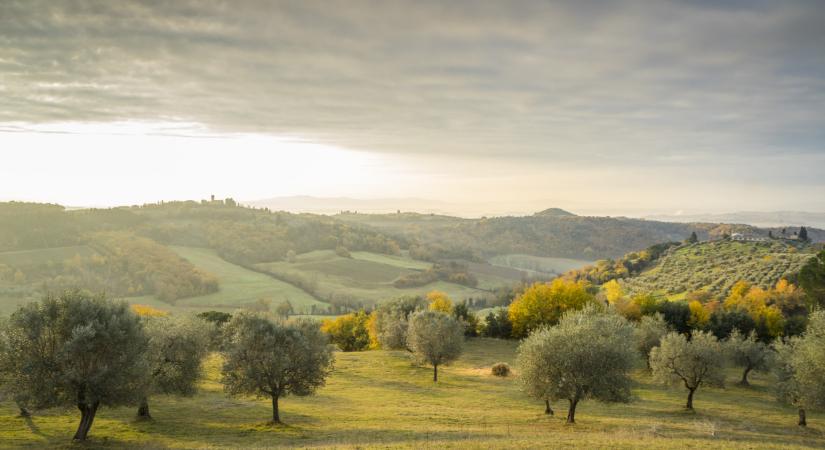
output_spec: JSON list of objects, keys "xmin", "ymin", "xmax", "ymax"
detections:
[{"xmin": 619, "ymin": 240, "xmax": 814, "ymax": 298}]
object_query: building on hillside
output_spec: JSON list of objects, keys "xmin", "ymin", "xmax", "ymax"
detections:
[{"xmin": 730, "ymin": 233, "xmax": 768, "ymax": 242}]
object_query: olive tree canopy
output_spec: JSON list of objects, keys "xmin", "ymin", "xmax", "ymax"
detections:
[
  {"xmin": 635, "ymin": 313, "xmax": 669, "ymax": 368},
  {"xmin": 650, "ymin": 331, "xmax": 725, "ymax": 410},
  {"xmin": 0, "ymin": 291, "xmax": 149, "ymax": 441},
  {"xmin": 406, "ymin": 310, "xmax": 464, "ymax": 382},
  {"xmin": 138, "ymin": 315, "xmax": 212, "ymax": 419},
  {"xmin": 774, "ymin": 310, "xmax": 825, "ymax": 426},
  {"xmin": 221, "ymin": 313, "xmax": 334, "ymax": 423},
  {"xmin": 516, "ymin": 307, "xmax": 637, "ymax": 423},
  {"xmin": 725, "ymin": 330, "xmax": 771, "ymax": 387}
]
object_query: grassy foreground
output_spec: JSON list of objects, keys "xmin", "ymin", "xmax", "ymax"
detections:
[{"xmin": 1, "ymin": 339, "xmax": 823, "ymax": 449}]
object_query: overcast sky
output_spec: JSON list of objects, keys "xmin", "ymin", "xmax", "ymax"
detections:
[{"xmin": 1, "ymin": 0, "xmax": 823, "ymax": 215}]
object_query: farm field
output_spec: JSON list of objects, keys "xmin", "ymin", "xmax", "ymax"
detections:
[
  {"xmin": 488, "ymin": 254, "xmax": 593, "ymax": 277},
  {"xmin": 1, "ymin": 338, "xmax": 823, "ymax": 449},
  {"xmin": 256, "ymin": 250, "xmax": 497, "ymax": 305},
  {"xmin": 125, "ymin": 246, "xmax": 325, "ymax": 314}
]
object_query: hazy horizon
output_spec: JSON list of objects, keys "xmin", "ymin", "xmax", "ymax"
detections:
[{"xmin": 2, "ymin": 1, "xmax": 824, "ymax": 213}]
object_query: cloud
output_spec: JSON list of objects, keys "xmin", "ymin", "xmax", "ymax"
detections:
[{"xmin": 0, "ymin": 0, "xmax": 824, "ymax": 197}]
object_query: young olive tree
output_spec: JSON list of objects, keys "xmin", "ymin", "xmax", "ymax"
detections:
[
  {"xmin": 0, "ymin": 291, "xmax": 149, "ymax": 441},
  {"xmin": 516, "ymin": 307, "xmax": 637, "ymax": 423},
  {"xmin": 635, "ymin": 313, "xmax": 669, "ymax": 368},
  {"xmin": 650, "ymin": 331, "xmax": 725, "ymax": 410},
  {"xmin": 406, "ymin": 310, "xmax": 464, "ymax": 382},
  {"xmin": 221, "ymin": 313, "xmax": 334, "ymax": 423},
  {"xmin": 138, "ymin": 315, "xmax": 212, "ymax": 419},
  {"xmin": 774, "ymin": 310, "xmax": 825, "ymax": 426},
  {"xmin": 725, "ymin": 330, "xmax": 771, "ymax": 386}
]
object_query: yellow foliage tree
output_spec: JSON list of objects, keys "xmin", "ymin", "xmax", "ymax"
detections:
[
  {"xmin": 687, "ymin": 300, "xmax": 710, "ymax": 329},
  {"xmin": 724, "ymin": 280, "xmax": 786, "ymax": 338},
  {"xmin": 427, "ymin": 291, "xmax": 454, "ymax": 314},
  {"xmin": 130, "ymin": 304, "xmax": 169, "ymax": 317},
  {"xmin": 508, "ymin": 279, "xmax": 596, "ymax": 338},
  {"xmin": 603, "ymin": 280, "xmax": 625, "ymax": 304}
]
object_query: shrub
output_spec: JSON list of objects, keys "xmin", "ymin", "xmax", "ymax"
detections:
[{"xmin": 491, "ymin": 362, "xmax": 510, "ymax": 377}]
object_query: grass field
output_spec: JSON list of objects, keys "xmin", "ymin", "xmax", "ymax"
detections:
[
  {"xmin": 123, "ymin": 247, "xmax": 326, "ymax": 315},
  {"xmin": 1, "ymin": 338, "xmax": 823, "ymax": 448},
  {"xmin": 256, "ymin": 250, "xmax": 496, "ymax": 305},
  {"xmin": 488, "ymin": 254, "xmax": 593, "ymax": 277}
]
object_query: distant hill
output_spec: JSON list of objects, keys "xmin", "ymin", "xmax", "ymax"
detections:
[
  {"xmin": 336, "ymin": 210, "xmax": 825, "ymax": 261},
  {"xmin": 534, "ymin": 208, "xmax": 576, "ymax": 217},
  {"xmin": 645, "ymin": 211, "xmax": 825, "ymax": 229}
]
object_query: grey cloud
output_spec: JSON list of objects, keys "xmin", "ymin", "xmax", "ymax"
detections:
[{"xmin": 1, "ymin": 0, "xmax": 824, "ymax": 171}]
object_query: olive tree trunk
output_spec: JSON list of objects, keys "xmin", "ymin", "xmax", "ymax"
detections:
[
  {"xmin": 73, "ymin": 401, "xmax": 100, "ymax": 441},
  {"xmin": 271, "ymin": 394, "xmax": 281, "ymax": 423},
  {"xmin": 799, "ymin": 408, "xmax": 807, "ymax": 427},
  {"xmin": 566, "ymin": 398, "xmax": 578, "ymax": 424},
  {"xmin": 686, "ymin": 387, "xmax": 696, "ymax": 410},
  {"xmin": 739, "ymin": 367, "xmax": 752, "ymax": 386},
  {"xmin": 433, "ymin": 364, "xmax": 438, "ymax": 382},
  {"xmin": 137, "ymin": 396, "xmax": 151, "ymax": 420},
  {"xmin": 544, "ymin": 399, "xmax": 554, "ymax": 416}
]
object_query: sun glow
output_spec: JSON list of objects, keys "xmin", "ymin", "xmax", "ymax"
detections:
[{"xmin": 0, "ymin": 121, "xmax": 402, "ymax": 206}]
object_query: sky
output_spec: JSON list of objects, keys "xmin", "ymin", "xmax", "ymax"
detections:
[{"xmin": 1, "ymin": 0, "xmax": 824, "ymax": 216}]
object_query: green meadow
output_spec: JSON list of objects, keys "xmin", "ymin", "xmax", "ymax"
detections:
[{"xmin": 2, "ymin": 338, "xmax": 823, "ymax": 449}]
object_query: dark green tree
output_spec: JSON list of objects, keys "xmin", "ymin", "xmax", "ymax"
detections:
[{"xmin": 687, "ymin": 232, "xmax": 698, "ymax": 244}]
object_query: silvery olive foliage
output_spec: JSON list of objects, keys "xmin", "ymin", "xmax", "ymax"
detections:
[
  {"xmin": 774, "ymin": 310, "xmax": 825, "ymax": 426},
  {"xmin": 139, "ymin": 315, "xmax": 213, "ymax": 418},
  {"xmin": 650, "ymin": 331, "xmax": 725, "ymax": 410},
  {"xmin": 516, "ymin": 306, "xmax": 637, "ymax": 423},
  {"xmin": 635, "ymin": 313, "xmax": 669, "ymax": 367},
  {"xmin": 406, "ymin": 310, "xmax": 464, "ymax": 382},
  {"xmin": 221, "ymin": 313, "xmax": 334, "ymax": 423},
  {"xmin": 725, "ymin": 329, "xmax": 771, "ymax": 386},
  {"xmin": 0, "ymin": 291, "xmax": 149, "ymax": 441}
]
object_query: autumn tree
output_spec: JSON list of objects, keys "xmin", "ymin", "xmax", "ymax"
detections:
[
  {"xmin": 516, "ymin": 307, "xmax": 637, "ymax": 423},
  {"xmin": 0, "ymin": 291, "xmax": 149, "ymax": 441},
  {"xmin": 650, "ymin": 331, "xmax": 725, "ymax": 410},
  {"xmin": 508, "ymin": 279, "xmax": 596, "ymax": 338},
  {"xmin": 406, "ymin": 310, "xmax": 464, "ymax": 382},
  {"xmin": 138, "ymin": 315, "xmax": 211, "ymax": 419},
  {"xmin": 774, "ymin": 310, "xmax": 825, "ymax": 426},
  {"xmin": 426, "ymin": 290, "xmax": 454, "ymax": 314},
  {"xmin": 321, "ymin": 310, "xmax": 371, "ymax": 351},
  {"xmin": 221, "ymin": 313, "xmax": 333, "ymax": 423},
  {"xmin": 725, "ymin": 330, "xmax": 771, "ymax": 387}
]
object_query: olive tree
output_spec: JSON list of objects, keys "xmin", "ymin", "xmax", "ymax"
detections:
[
  {"xmin": 0, "ymin": 291, "xmax": 149, "ymax": 441},
  {"xmin": 221, "ymin": 313, "xmax": 334, "ymax": 423},
  {"xmin": 774, "ymin": 310, "xmax": 825, "ymax": 426},
  {"xmin": 138, "ymin": 315, "xmax": 212, "ymax": 419},
  {"xmin": 650, "ymin": 331, "xmax": 725, "ymax": 410},
  {"xmin": 635, "ymin": 313, "xmax": 669, "ymax": 368},
  {"xmin": 373, "ymin": 296, "xmax": 427, "ymax": 349},
  {"xmin": 516, "ymin": 307, "xmax": 637, "ymax": 423},
  {"xmin": 725, "ymin": 330, "xmax": 771, "ymax": 386},
  {"xmin": 406, "ymin": 310, "xmax": 464, "ymax": 382}
]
